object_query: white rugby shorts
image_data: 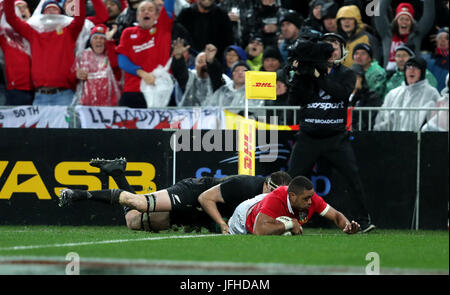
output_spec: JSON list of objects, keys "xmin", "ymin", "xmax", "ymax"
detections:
[{"xmin": 228, "ymin": 193, "xmax": 267, "ymax": 235}]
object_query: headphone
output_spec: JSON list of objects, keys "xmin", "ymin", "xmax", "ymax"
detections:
[
  {"xmin": 321, "ymin": 33, "xmax": 349, "ymax": 65},
  {"xmin": 334, "ymin": 47, "xmax": 349, "ymax": 64},
  {"xmin": 265, "ymin": 177, "xmax": 279, "ymax": 191}
]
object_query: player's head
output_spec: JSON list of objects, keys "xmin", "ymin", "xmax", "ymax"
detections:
[
  {"xmin": 263, "ymin": 171, "xmax": 292, "ymax": 193},
  {"xmin": 287, "ymin": 176, "xmax": 315, "ymax": 210}
]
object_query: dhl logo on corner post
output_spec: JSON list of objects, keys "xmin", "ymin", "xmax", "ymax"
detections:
[
  {"xmin": 245, "ymin": 71, "xmax": 277, "ymax": 100},
  {"xmin": 238, "ymin": 71, "xmax": 276, "ymax": 175},
  {"xmin": 238, "ymin": 119, "xmax": 256, "ymax": 176},
  {"xmin": 238, "ymin": 71, "xmax": 277, "ymax": 176}
]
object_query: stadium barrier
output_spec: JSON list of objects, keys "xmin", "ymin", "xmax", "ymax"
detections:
[
  {"xmin": 0, "ymin": 106, "xmax": 448, "ymax": 229},
  {"xmin": 0, "ymin": 105, "xmax": 448, "ymax": 131}
]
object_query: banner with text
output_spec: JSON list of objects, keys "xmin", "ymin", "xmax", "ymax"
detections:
[
  {"xmin": 0, "ymin": 106, "xmax": 69, "ymax": 128},
  {"xmin": 76, "ymin": 106, "xmax": 225, "ymax": 129}
]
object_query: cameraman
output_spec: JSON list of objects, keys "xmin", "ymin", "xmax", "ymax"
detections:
[{"xmin": 287, "ymin": 33, "xmax": 375, "ymax": 233}]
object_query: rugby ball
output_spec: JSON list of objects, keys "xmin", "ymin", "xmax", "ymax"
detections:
[{"xmin": 276, "ymin": 216, "xmax": 293, "ymax": 236}]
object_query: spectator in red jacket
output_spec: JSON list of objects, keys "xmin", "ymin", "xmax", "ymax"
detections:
[
  {"xmin": 74, "ymin": 24, "xmax": 120, "ymax": 106},
  {"xmin": 5, "ymin": 0, "xmax": 86, "ymax": 106},
  {"xmin": 0, "ymin": 0, "xmax": 33, "ymax": 105}
]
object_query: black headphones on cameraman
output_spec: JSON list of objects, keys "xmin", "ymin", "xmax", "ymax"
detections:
[{"xmin": 321, "ymin": 33, "xmax": 349, "ymax": 64}]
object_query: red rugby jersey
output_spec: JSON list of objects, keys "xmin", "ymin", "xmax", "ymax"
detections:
[
  {"xmin": 245, "ymin": 186, "xmax": 329, "ymax": 234},
  {"xmin": 4, "ymin": 0, "xmax": 85, "ymax": 90},
  {"xmin": 116, "ymin": 7, "xmax": 173, "ymax": 93}
]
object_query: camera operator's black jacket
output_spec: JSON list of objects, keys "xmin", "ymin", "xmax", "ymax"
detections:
[{"xmin": 288, "ymin": 64, "xmax": 356, "ymax": 138}]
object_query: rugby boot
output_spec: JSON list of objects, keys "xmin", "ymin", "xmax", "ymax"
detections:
[
  {"xmin": 89, "ymin": 157, "xmax": 127, "ymax": 175},
  {"xmin": 58, "ymin": 189, "xmax": 91, "ymax": 207}
]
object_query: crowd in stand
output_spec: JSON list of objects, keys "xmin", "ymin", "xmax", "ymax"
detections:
[{"xmin": 0, "ymin": 0, "xmax": 448, "ymax": 131}]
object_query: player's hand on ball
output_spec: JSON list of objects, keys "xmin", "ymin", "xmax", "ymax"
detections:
[
  {"xmin": 292, "ymin": 220, "xmax": 303, "ymax": 235},
  {"xmin": 343, "ymin": 220, "xmax": 360, "ymax": 234},
  {"xmin": 276, "ymin": 216, "xmax": 302, "ymax": 235}
]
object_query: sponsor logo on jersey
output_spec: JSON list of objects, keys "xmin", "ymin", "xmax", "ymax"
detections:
[
  {"xmin": 298, "ymin": 211, "xmax": 308, "ymax": 224},
  {"xmin": 171, "ymin": 194, "xmax": 181, "ymax": 205},
  {"xmin": 306, "ymin": 101, "xmax": 345, "ymax": 111},
  {"xmin": 133, "ymin": 38, "xmax": 155, "ymax": 53}
]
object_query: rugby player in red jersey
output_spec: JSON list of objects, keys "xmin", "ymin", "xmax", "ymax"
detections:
[
  {"xmin": 228, "ymin": 176, "xmax": 361, "ymax": 235},
  {"xmin": 58, "ymin": 158, "xmax": 292, "ymax": 233}
]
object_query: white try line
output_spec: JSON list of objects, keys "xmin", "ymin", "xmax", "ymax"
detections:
[
  {"xmin": 0, "ymin": 234, "xmax": 223, "ymax": 251},
  {"xmin": 1, "ymin": 256, "xmax": 446, "ymax": 275}
]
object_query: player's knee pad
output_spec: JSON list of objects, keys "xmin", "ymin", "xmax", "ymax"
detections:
[
  {"xmin": 144, "ymin": 194, "xmax": 156, "ymax": 214},
  {"xmin": 141, "ymin": 212, "xmax": 151, "ymax": 232}
]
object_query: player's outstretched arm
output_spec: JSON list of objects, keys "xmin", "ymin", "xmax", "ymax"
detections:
[
  {"xmin": 198, "ymin": 185, "xmax": 229, "ymax": 234},
  {"xmin": 323, "ymin": 206, "xmax": 360, "ymax": 234},
  {"xmin": 253, "ymin": 213, "xmax": 302, "ymax": 236}
]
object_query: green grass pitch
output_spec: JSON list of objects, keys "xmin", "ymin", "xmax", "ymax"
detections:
[{"xmin": 0, "ymin": 225, "xmax": 448, "ymax": 275}]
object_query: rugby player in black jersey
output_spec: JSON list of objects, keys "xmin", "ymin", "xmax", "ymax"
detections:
[{"xmin": 58, "ymin": 158, "xmax": 291, "ymax": 233}]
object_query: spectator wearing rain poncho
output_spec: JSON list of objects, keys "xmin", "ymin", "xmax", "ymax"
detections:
[
  {"xmin": 4, "ymin": 0, "xmax": 86, "ymax": 105},
  {"xmin": 73, "ymin": 24, "xmax": 120, "ymax": 106},
  {"xmin": 421, "ymin": 74, "xmax": 449, "ymax": 132},
  {"xmin": 223, "ymin": 44, "xmax": 247, "ymax": 78},
  {"xmin": 374, "ymin": 56, "xmax": 441, "ymax": 132},
  {"xmin": 171, "ymin": 41, "xmax": 230, "ymax": 107},
  {"xmin": 384, "ymin": 44, "xmax": 437, "ymax": 97}
]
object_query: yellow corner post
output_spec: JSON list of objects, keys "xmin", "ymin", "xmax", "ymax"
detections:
[
  {"xmin": 238, "ymin": 71, "xmax": 277, "ymax": 175},
  {"xmin": 238, "ymin": 118, "xmax": 256, "ymax": 176}
]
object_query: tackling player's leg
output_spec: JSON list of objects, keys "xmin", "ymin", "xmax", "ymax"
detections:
[
  {"xmin": 59, "ymin": 188, "xmax": 173, "ymax": 211},
  {"xmin": 59, "ymin": 188, "xmax": 173, "ymax": 230},
  {"xmin": 59, "ymin": 158, "xmax": 213, "ymax": 232},
  {"xmin": 125, "ymin": 210, "xmax": 171, "ymax": 231}
]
